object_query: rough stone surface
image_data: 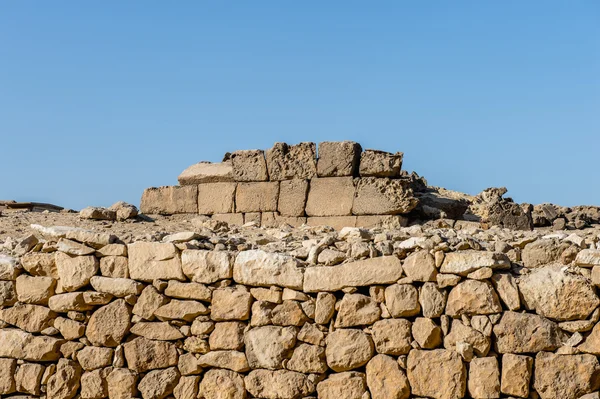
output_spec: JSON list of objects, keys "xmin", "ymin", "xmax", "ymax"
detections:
[
  {"xmin": 231, "ymin": 149, "xmax": 269, "ymax": 181},
  {"xmin": 493, "ymin": 311, "xmax": 567, "ymax": 353},
  {"xmin": 326, "ymin": 328, "xmax": 374, "ymax": 372},
  {"xmin": 366, "ymin": 354, "xmax": 410, "ymax": 399},
  {"xmin": 407, "ymin": 349, "xmax": 466, "ymax": 399},
  {"xmin": 278, "ymin": 179, "xmax": 309, "ymax": 217},
  {"xmin": 446, "ymin": 280, "xmax": 502, "ymax": 316},
  {"xmin": 317, "ymin": 141, "xmax": 361, "ymax": 177},
  {"xmin": 128, "ymin": 242, "xmax": 185, "ymax": 282},
  {"xmin": 359, "ymin": 149, "xmax": 403, "ymax": 177},
  {"xmin": 234, "ymin": 249, "xmax": 304, "ymax": 290},
  {"xmin": 235, "ymin": 182, "xmax": 279, "ymax": 213},
  {"xmin": 352, "ymin": 177, "xmax": 418, "ymax": 215},
  {"xmin": 178, "ymin": 161, "xmax": 234, "ymax": 185},
  {"xmin": 197, "ymin": 182, "xmax": 237, "ymax": 215},
  {"xmin": 140, "ymin": 185, "xmax": 198, "ymax": 214},
  {"xmin": 265, "ymin": 142, "xmax": 317, "ymax": 180},
  {"xmin": 534, "ymin": 352, "xmax": 600, "ymax": 399},
  {"xmin": 305, "ymin": 177, "xmax": 355, "ymax": 216},
  {"xmin": 501, "ymin": 354, "xmax": 532, "ymax": 398}
]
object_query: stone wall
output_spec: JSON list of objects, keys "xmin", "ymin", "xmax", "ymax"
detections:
[
  {"xmin": 2, "ymin": 221, "xmax": 600, "ymax": 398},
  {"xmin": 141, "ymin": 142, "xmax": 418, "ymax": 230}
]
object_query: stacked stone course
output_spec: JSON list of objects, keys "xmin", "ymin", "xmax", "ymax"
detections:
[{"xmin": 141, "ymin": 142, "xmax": 416, "ymax": 230}]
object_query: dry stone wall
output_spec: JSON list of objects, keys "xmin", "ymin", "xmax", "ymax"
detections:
[
  {"xmin": 2, "ymin": 220, "xmax": 600, "ymax": 398},
  {"xmin": 141, "ymin": 142, "xmax": 417, "ymax": 230}
]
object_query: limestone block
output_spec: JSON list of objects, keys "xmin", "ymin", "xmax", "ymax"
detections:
[
  {"xmin": 317, "ymin": 372, "xmax": 367, "ymax": 399},
  {"xmin": 334, "ymin": 293, "xmax": 381, "ymax": 327},
  {"xmin": 138, "ymin": 367, "xmax": 180, "ymax": 399},
  {"xmin": 178, "ymin": 161, "xmax": 233, "ymax": 185},
  {"xmin": 407, "ymin": 349, "xmax": 466, "ymax": 399},
  {"xmin": 199, "ymin": 369, "xmax": 245, "ymax": 399},
  {"xmin": 352, "ymin": 177, "xmax": 418, "ymax": 215},
  {"xmin": 55, "ymin": 252, "xmax": 99, "ymax": 292},
  {"xmin": 231, "ymin": 149, "xmax": 268, "ymax": 181},
  {"xmin": 234, "ymin": 249, "xmax": 304, "ymax": 290},
  {"xmin": 265, "ymin": 142, "xmax": 317, "ymax": 180},
  {"xmin": 493, "ymin": 311, "xmax": 567, "ymax": 353},
  {"xmin": 14, "ymin": 362, "xmax": 44, "ymax": 395},
  {"xmin": 140, "ymin": 185, "xmax": 198, "ymax": 214},
  {"xmin": 366, "ymin": 354, "xmax": 410, "ymax": 399},
  {"xmin": 127, "ymin": 242, "xmax": 185, "ymax": 282},
  {"xmin": 198, "ymin": 350, "xmax": 249, "ymax": 372},
  {"xmin": 130, "ymin": 322, "xmax": 184, "ymax": 341},
  {"xmin": 107, "ymin": 368, "xmax": 138, "ymax": 399},
  {"xmin": 212, "ymin": 212, "xmax": 244, "ymax": 226},
  {"xmin": 317, "ymin": 141, "xmax": 362, "ymax": 177},
  {"xmin": 0, "ymin": 358, "xmax": 16, "ymax": 395},
  {"xmin": 76, "ymin": 346, "xmax": 114, "ymax": 371},
  {"xmin": 0, "ymin": 303, "xmax": 56, "ymax": 333},
  {"xmin": 244, "ymin": 325, "xmax": 296, "ymax": 370},
  {"xmin": 355, "ymin": 214, "xmax": 408, "ymax": 228},
  {"xmin": 359, "ymin": 149, "xmax": 403, "ymax": 177},
  {"xmin": 197, "ymin": 182, "xmax": 236, "ymax": 215},
  {"xmin": 384, "ymin": 284, "xmax": 420, "ymax": 317},
  {"xmin": 371, "ymin": 319, "xmax": 412, "ymax": 355},
  {"xmin": 245, "ymin": 369, "xmax": 316, "ymax": 398},
  {"xmin": 235, "ymin": 182, "xmax": 279, "ymax": 212},
  {"xmin": 123, "ymin": 337, "xmax": 178, "ymax": 372},
  {"xmin": 305, "ymin": 177, "xmax": 355, "ymax": 216},
  {"xmin": 0, "ymin": 280, "xmax": 16, "ymax": 306},
  {"xmin": 182, "ymin": 249, "xmax": 234, "ymax": 284},
  {"xmin": 211, "ymin": 286, "xmax": 252, "ymax": 321},
  {"xmin": 287, "ymin": 343, "xmax": 327, "ymax": 373},
  {"xmin": 15, "ymin": 274, "xmax": 55, "ymax": 304},
  {"xmin": 278, "ymin": 179, "xmax": 309, "ymax": 216},
  {"xmin": 440, "ymin": 250, "xmax": 511, "ymax": 276},
  {"xmin": 501, "ymin": 354, "xmax": 532, "ymax": 398},
  {"xmin": 446, "ymin": 280, "xmax": 502, "ymax": 316},
  {"xmin": 326, "ymin": 328, "xmax": 374, "ymax": 372},
  {"xmin": 306, "ymin": 216, "xmax": 357, "ymax": 230},
  {"xmin": 468, "ymin": 357, "xmax": 500, "ymax": 399},
  {"xmin": 46, "ymin": 358, "xmax": 82, "ymax": 399},
  {"xmin": 534, "ymin": 352, "xmax": 600, "ymax": 399},
  {"xmin": 86, "ymin": 299, "xmax": 131, "ymax": 347}
]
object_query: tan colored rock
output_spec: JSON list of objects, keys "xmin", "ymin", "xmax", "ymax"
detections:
[
  {"xmin": 209, "ymin": 321, "xmax": 245, "ymax": 350},
  {"xmin": 178, "ymin": 161, "xmax": 234, "ymax": 185},
  {"xmin": 0, "ymin": 254, "xmax": 19, "ymax": 280},
  {"xmin": 245, "ymin": 325, "xmax": 296, "ymax": 369},
  {"xmin": 155, "ymin": 299, "xmax": 209, "ymax": 322},
  {"xmin": 138, "ymin": 367, "xmax": 180, "ymax": 399},
  {"xmin": 326, "ymin": 328, "xmax": 374, "ymax": 372},
  {"xmin": 197, "ymin": 182, "xmax": 237, "ymax": 214},
  {"xmin": 501, "ymin": 354, "xmax": 532, "ymax": 398},
  {"xmin": 46, "ymin": 358, "xmax": 82, "ymax": 399},
  {"xmin": 305, "ymin": 177, "xmax": 355, "ymax": 216},
  {"xmin": 100, "ymin": 255, "xmax": 129, "ymax": 278},
  {"xmin": 198, "ymin": 350, "xmax": 250, "ymax": 372},
  {"xmin": 97, "ymin": 243, "xmax": 128, "ymax": 257},
  {"xmin": 444, "ymin": 319, "xmax": 491, "ymax": 357},
  {"xmin": 15, "ymin": 274, "xmax": 55, "ymax": 304},
  {"xmin": 518, "ymin": 264, "xmax": 600, "ymax": 320},
  {"xmin": 407, "ymin": 349, "xmax": 466, "ymax": 399},
  {"xmin": 57, "ymin": 237, "xmax": 96, "ymax": 255},
  {"xmin": 0, "ymin": 303, "xmax": 55, "ymax": 333},
  {"xmin": 86, "ymin": 299, "xmax": 131, "ymax": 347},
  {"xmin": 250, "ymin": 287, "xmax": 282, "ymax": 303},
  {"xmin": 140, "ymin": 185, "xmax": 198, "ymax": 214},
  {"xmin": 164, "ymin": 280, "xmax": 212, "ymax": 301},
  {"xmin": 366, "ymin": 354, "xmax": 410, "ymax": 399},
  {"xmin": 385, "ymin": 283, "xmax": 420, "ymax": 317},
  {"xmin": 80, "ymin": 369, "xmax": 108, "ymax": 399},
  {"xmin": 359, "ymin": 149, "xmax": 402, "ymax": 177},
  {"xmin": 468, "ymin": 357, "xmax": 500, "ymax": 398},
  {"xmin": 14, "ymin": 362, "xmax": 44, "ymax": 395},
  {"xmin": 413, "ymin": 317, "xmax": 442, "ymax": 349},
  {"xmin": 0, "ymin": 358, "xmax": 16, "ymax": 395},
  {"xmin": 317, "ymin": 372, "xmax": 367, "ymax": 399},
  {"xmin": 446, "ymin": 280, "xmax": 502, "ymax": 316},
  {"xmin": 109, "ymin": 201, "xmax": 139, "ymax": 221},
  {"xmin": 80, "ymin": 206, "xmax": 116, "ymax": 221},
  {"xmin": 55, "ymin": 252, "xmax": 98, "ymax": 291},
  {"xmin": 174, "ymin": 375, "xmax": 200, "ymax": 399},
  {"xmin": 419, "ymin": 282, "xmax": 446, "ymax": 318},
  {"xmin": 271, "ymin": 300, "xmax": 308, "ymax": 326},
  {"xmin": 123, "ymin": 336, "xmax": 178, "ymax": 372},
  {"xmin": 236, "ymin": 182, "xmax": 279, "ymax": 212},
  {"xmin": 307, "ymin": 215, "xmax": 357, "ymax": 229},
  {"xmin": 287, "ymin": 343, "xmax": 328, "ymax": 373},
  {"xmin": 128, "ymin": 242, "xmax": 185, "ymax": 282},
  {"xmin": 578, "ymin": 322, "xmax": 600, "ymax": 354},
  {"xmin": 199, "ymin": 369, "xmax": 245, "ymax": 399},
  {"xmin": 335, "ymin": 293, "xmax": 381, "ymax": 327},
  {"xmin": 133, "ymin": 285, "xmax": 168, "ymax": 320},
  {"xmin": 353, "ymin": 177, "xmax": 417, "ymax": 215},
  {"xmin": 0, "ymin": 328, "xmax": 62, "ymax": 361},
  {"xmin": 234, "ymin": 249, "xmax": 304, "ymax": 290},
  {"xmin": 90, "ymin": 276, "xmax": 143, "ymax": 297},
  {"xmin": 522, "ymin": 239, "xmax": 565, "ymax": 268},
  {"xmin": 245, "ymin": 369, "xmax": 315, "ymax": 399},
  {"xmin": 54, "ymin": 317, "xmax": 85, "ymax": 340},
  {"xmin": 0, "ymin": 280, "xmax": 16, "ymax": 306},
  {"xmin": 77, "ymin": 346, "xmax": 113, "ymax": 370},
  {"xmin": 490, "ymin": 272, "xmax": 520, "ymax": 310},
  {"xmin": 402, "ymin": 250, "xmax": 437, "ymax": 282},
  {"xmin": 266, "ymin": 142, "xmax": 317, "ymax": 180},
  {"xmin": 576, "ymin": 249, "xmax": 600, "ymax": 267},
  {"xmin": 107, "ymin": 368, "xmax": 138, "ymax": 399},
  {"xmin": 317, "ymin": 141, "xmax": 361, "ymax": 177},
  {"xmin": 21, "ymin": 252, "xmax": 57, "ymax": 277},
  {"xmin": 305, "ymin": 255, "xmax": 402, "ymax": 292},
  {"xmin": 440, "ymin": 250, "xmax": 511, "ymax": 276},
  {"xmin": 211, "ymin": 286, "xmax": 252, "ymax": 321},
  {"xmin": 493, "ymin": 311, "xmax": 567, "ymax": 353},
  {"xmin": 231, "ymin": 149, "xmax": 268, "ymax": 181},
  {"xmin": 534, "ymin": 352, "xmax": 600, "ymax": 399},
  {"xmin": 130, "ymin": 322, "xmax": 185, "ymax": 341},
  {"xmin": 278, "ymin": 179, "xmax": 309, "ymax": 216},
  {"xmin": 315, "ymin": 292, "xmax": 336, "ymax": 324},
  {"xmin": 370, "ymin": 318, "xmax": 412, "ymax": 355},
  {"xmin": 182, "ymin": 249, "xmax": 234, "ymax": 284}
]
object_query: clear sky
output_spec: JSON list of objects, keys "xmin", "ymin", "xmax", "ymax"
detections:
[{"xmin": 1, "ymin": 2, "xmax": 598, "ymax": 210}]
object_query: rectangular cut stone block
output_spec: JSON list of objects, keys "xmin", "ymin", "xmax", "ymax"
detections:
[
  {"xmin": 303, "ymin": 256, "xmax": 402, "ymax": 292},
  {"xmin": 178, "ymin": 161, "xmax": 233, "ymax": 185},
  {"xmin": 265, "ymin": 142, "xmax": 317, "ymax": 180},
  {"xmin": 352, "ymin": 177, "xmax": 417, "ymax": 215},
  {"xmin": 236, "ymin": 182, "xmax": 279, "ymax": 213},
  {"xmin": 278, "ymin": 179, "xmax": 309, "ymax": 217},
  {"xmin": 355, "ymin": 215, "xmax": 408, "ymax": 229},
  {"xmin": 140, "ymin": 186, "xmax": 198, "ymax": 215},
  {"xmin": 234, "ymin": 249, "xmax": 304, "ymax": 289},
  {"xmin": 231, "ymin": 149, "xmax": 268, "ymax": 181},
  {"xmin": 262, "ymin": 214, "xmax": 307, "ymax": 228},
  {"xmin": 317, "ymin": 141, "xmax": 362, "ymax": 177},
  {"xmin": 211, "ymin": 213, "xmax": 244, "ymax": 226},
  {"xmin": 197, "ymin": 182, "xmax": 236, "ymax": 215},
  {"xmin": 305, "ymin": 177, "xmax": 355, "ymax": 216},
  {"xmin": 359, "ymin": 149, "xmax": 403, "ymax": 177},
  {"xmin": 307, "ymin": 216, "xmax": 357, "ymax": 230},
  {"xmin": 127, "ymin": 242, "xmax": 185, "ymax": 282},
  {"xmin": 468, "ymin": 357, "xmax": 500, "ymax": 398},
  {"xmin": 501, "ymin": 354, "xmax": 532, "ymax": 398}
]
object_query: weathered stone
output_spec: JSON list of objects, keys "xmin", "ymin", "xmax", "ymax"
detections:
[
  {"xmin": 138, "ymin": 367, "xmax": 180, "ymax": 399},
  {"xmin": 80, "ymin": 206, "xmax": 116, "ymax": 221},
  {"xmin": 576, "ymin": 249, "xmax": 600, "ymax": 267},
  {"xmin": 578, "ymin": 322, "xmax": 600, "ymax": 354},
  {"xmin": 21, "ymin": 252, "xmax": 58, "ymax": 277},
  {"xmin": 49, "ymin": 292, "xmax": 94, "ymax": 312},
  {"xmin": 359, "ymin": 149, "xmax": 403, "ymax": 177},
  {"xmin": 266, "ymin": 142, "xmax": 317, "ymax": 180},
  {"xmin": 444, "ymin": 319, "xmax": 491, "ymax": 357},
  {"xmin": 164, "ymin": 280, "xmax": 212, "ymax": 302},
  {"xmin": 317, "ymin": 141, "xmax": 361, "ymax": 177},
  {"xmin": 15, "ymin": 274, "xmax": 55, "ymax": 304},
  {"xmin": 100, "ymin": 255, "xmax": 129, "ymax": 278},
  {"xmin": 182, "ymin": 249, "xmax": 234, "ymax": 284},
  {"xmin": 173, "ymin": 375, "xmax": 200, "ymax": 399},
  {"xmin": 107, "ymin": 368, "xmax": 138, "ymax": 399},
  {"xmin": 109, "ymin": 200, "xmax": 139, "ymax": 221},
  {"xmin": 197, "ymin": 182, "xmax": 237, "ymax": 215},
  {"xmin": 534, "ymin": 352, "xmax": 600, "ymax": 399},
  {"xmin": 305, "ymin": 256, "xmax": 402, "ymax": 292},
  {"xmin": 133, "ymin": 286, "xmax": 168, "ymax": 320},
  {"xmin": 46, "ymin": 358, "xmax": 82, "ymax": 399},
  {"xmin": 353, "ymin": 177, "xmax": 417, "ymax": 215},
  {"xmin": 140, "ymin": 185, "xmax": 198, "ymax": 214},
  {"xmin": 412, "ymin": 317, "xmax": 442, "ymax": 349},
  {"xmin": 501, "ymin": 354, "xmax": 533, "ymax": 398},
  {"xmin": 178, "ymin": 161, "xmax": 234, "ymax": 185},
  {"xmin": 55, "ymin": 252, "xmax": 99, "ymax": 291},
  {"xmin": 486, "ymin": 197, "xmax": 533, "ymax": 231},
  {"xmin": 490, "ymin": 272, "xmax": 520, "ymax": 310},
  {"xmin": 317, "ymin": 372, "xmax": 367, "ymax": 399},
  {"xmin": 305, "ymin": 177, "xmax": 355, "ymax": 216},
  {"xmin": 315, "ymin": 292, "xmax": 336, "ymax": 324},
  {"xmin": 86, "ymin": 299, "xmax": 131, "ymax": 347},
  {"xmin": 211, "ymin": 286, "xmax": 252, "ymax": 321},
  {"xmin": 287, "ymin": 343, "xmax": 328, "ymax": 373},
  {"xmin": 245, "ymin": 326, "xmax": 296, "ymax": 370},
  {"xmin": 14, "ymin": 362, "xmax": 44, "ymax": 395},
  {"xmin": 278, "ymin": 179, "xmax": 309, "ymax": 216},
  {"xmin": 468, "ymin": 357, "xmax": 500, "ymax": 399},
  {"xmin": 326, "ymin": 328, "xmax": 374, "ymax": 372},
  {"xmin": 245, "ymin": 369, "xmax": 315, "ymax": 399},
  {"xmin": 235, "ymin": 182, "xmax": 279, "ymax": 212},
  {"xmin": 0, "ymin": 254, "xmax": 19, "ymax": 280},
  {"xmin": 130, "ymin": 322, "xmax": 185, "ymax": 341},
  {"xmin": 76, "ymin": 346, "xmax": 113, "ymax": 370},
  {"xmin": 234, "ymin": 249, "xmax": 304, "ymax": 290},
  {"xmin": 90, "ymin": 276, "xmax": 143, "ymax": 297},
  {"xmin": 57, "ymin": 238, "xmax": 95, "ymax": 256},
  {"xmin": 402, "ymin": 250, "xmax": 437, "ymax": 282},
  {"xmin": 231, "ymin": 149, "xmax": 268, "ymax": 181},
  {"xmin": 128, "ymin": 242, "xmax": 185, "ymax": 282},
  {"xmin": 0, "ymin": 328, "xmax": 62, "ymax": 361},
  {"xmin": 493, "ymin": 311, "xmax": 567, "ymax": 353},
  {"xmin": 366, "ymin": 354, "xmax": 410, "ymax": 399},
  {"xmin": 80, "ymin": 369, "xmax": 108, "ymax": 399},
  {"xmin": 521, "ymin": 239, "xmax": 565, "ymax": 268},
  {"xmin": 123, "ymin": 337, "xmax": 178, "ymax": 372},
  {"xmin": 0, "ymin": 303, "xmax": 55, "ymax": 333},
  {"xmin": 0, "ymin": 280, "xmax": 16, "ymax": 306},
  {"xmin": 271, "ymin": 300, "xmax": 308, "ymax": 326},
  {"xmin": 446, "ymin": 280, "xmax": 502, "ymax": 316},
  {"xmin": 209, "ymin": 321, "xmax": 246, "ymax": 350},
  {"xmin": 154, "ymin": 299, "xmax": 209, "ymax": 322},
  {"xmin": 198, "ymin": 350, "xmax": 249, "ymax": 372},
  {"xmin": 518, "ymin": 265, "xmax": 600, "ymax": 320},
  {"xmin": 199, "ymin": 369, "xmax": 245, "ymax": 399},
  {"xmin": 384, "ymin": 283, "xmax": 420, "ymax": 317},
  {"xmin": 440, "ymin": 250, "xmax": 511, "ymax": 276},
  {"xmin": 419, "ymin": 282, "xmax": 446, "ymax": 318},
  {"xmin": 335, "ymin": 293, "xmax": 381, "ymax": 327},
  {"xmin": 0, "ymin": 358, "xmax": 16, "ymax": 395},
  {"xmin": 407, "ymin": 349, "xmax": 466, "ymax": 399}
]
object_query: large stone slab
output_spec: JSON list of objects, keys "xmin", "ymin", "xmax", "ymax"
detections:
[
  {"xmin": 352, "ymin": 177, "xmax": 417, "ymax": 215},
  {"xmin": 534, "ymin": 352, "xmax": 600, "ymax": 399},
  {"xmin": 0, "ymin": 329, "xmax": 62, "ymax": 361},
  {"xmin": 317, "ymin": 141, "xmax": 362, "ymax": 177},
  {"xmin": 493, "ymin": 311, "xmax": 567, "ymax": 353},
  {"xmin": 265, "ymin": 142, "xmax": 317, "ymax": 180},
  {"xmin": 305, "ymin": 177, "xmax": 355, "ymax": 216},
  {"xmin": 235, "ymin": 182, "xmax": 279, "ymax": 213},
  {"xmin": 440, "ymin": 250, "xmax": 511, "ymax": 276},
  {"xmin": 197, "ymin": 182, "xmax": 236, "ymax": 215},
  {"xmin": 245, "ymin": 369, "xmax": 315, "ymax": 399},
  {"xmin": 182, "ymin": 249, "xmax": 234, "ymax": 284},
  {"xmin": 234, "ymin": 249, "xmax": 304, "ymax": 289},
  {"xmin": 231, "ymin": 149, "xmax": 268, "ymax": 181},
  {"xmin": 407, "ymin": 349, "xmax": 466, "ymax": 399},
  {"xmin": 140, "ymin": 185, "xmax": 198, "ymax": 214},
  {"xmin": 304, "ymin": 256, "xmax": 402, "ymax": 292},
  {"xmin": 178, "ymin": 161, "xmax": 233, "ymax": 185},
  {"xmin": 128, "ymin": 242, "xmax": 185, "ymax": 282},
  {"xmin": 359, "ymin": 149, "xmax": 403, "ymax": 177},
  {"xmin": 278, "ymin": 179, "xmax": 309, "ymax": 217}
]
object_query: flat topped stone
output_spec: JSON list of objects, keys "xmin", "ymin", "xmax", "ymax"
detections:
[
  {"xmin": 265, "ymin": 142, "xmax": 317, "ymax": 180},
  {"xmin": 317, "ymin": 141, "xmax": 362, "ymax": 177},
  {"xmin": 440, "ymin": 250, "xmax": 511, "ymax": 276},
  {"xmin": 127, "ymin": 242, "xmax": 185, "ymax": 282},
  {"xmin": 231, "ymin": 149, "xmax": 269, "ymax": 181},
  {"xmin": 304, "ymin": 256, "xmax": 402, "ymax": 292},
  {"xmin": 234, "ymin": 249, "xmax": 304, "ymax": 290},
  {"xmin": 178, "ymin": 161, "xmax": 233, "ymax": 185}
]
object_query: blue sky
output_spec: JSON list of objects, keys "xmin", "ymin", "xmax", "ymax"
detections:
[{"xmin": 1, "ymin": 2, "xmax": 598, "ymax": 210}]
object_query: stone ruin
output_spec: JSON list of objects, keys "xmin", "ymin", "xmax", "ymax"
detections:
[{"xmin": 2, "ymin": 141, "xmax": 600, "ymax": 398}]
